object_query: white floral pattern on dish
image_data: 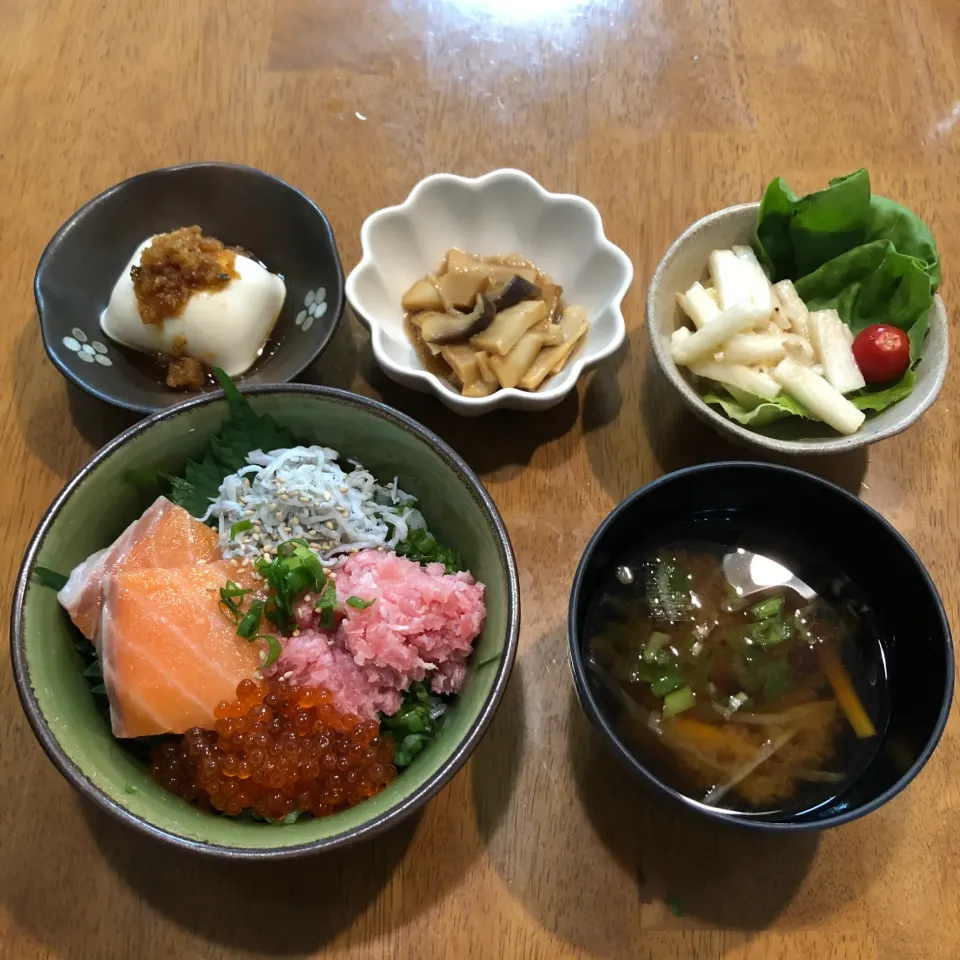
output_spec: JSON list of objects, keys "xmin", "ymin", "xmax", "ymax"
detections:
[{"xmin": 296, "ymin": 287, "xmax": 328, "ymax": 332}]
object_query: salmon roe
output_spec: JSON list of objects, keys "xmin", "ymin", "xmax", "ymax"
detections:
[{"xmin": 150, "ymin": 679, "xmax": 397, "ymax": 820}]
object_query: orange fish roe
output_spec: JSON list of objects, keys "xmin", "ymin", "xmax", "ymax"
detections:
[{"xmin": 150, "ymin": 678, "xmax": 397, "ymax": 820}]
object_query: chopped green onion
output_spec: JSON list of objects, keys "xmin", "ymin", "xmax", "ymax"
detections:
[
  {"xmin": 219, "ymin": 580, "xmax": 252, "ymax": 621},
  {"xmin": 314, "ymin": 580, "xmax": 338, "ymax": 629},
  {"xmin": 237, "ymin": 600, "xmax": 264, "ymax": 639},
  {"xmin": 33, "ymin": 566, "xmax": 69, "ymax": 590},
  {"xmin": 662, "ymin": 686, "xmax": 696, "ymax": 718},
  {"xmin": 346, "ymin": 596, "xmax": 375, "ymax": 609},
  {"xmin": 756, "ymin": 616, "xmax": 793, "ymax": 647},
  {"xmin": 254, "ymin": 634, "xmax": 283, "ymax": 668},
  {"xmin": 230, "ymin": 518, "xmax": 253, "ymax": 538},
  {"xmin": 751, "ymin": 596, "xmax": 785, "ymax": 621},
  {"xmin": 650, "ymin": 668, "xmax": 686, "ymax": 697},
  {"xmin": 643, "ymin": 631, "xmax": 672, "ymax": 663}
]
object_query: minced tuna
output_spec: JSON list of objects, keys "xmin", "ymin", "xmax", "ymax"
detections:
[{"xmin": 270, "ymin": 550, "xmax": 486, "ymax": 719}]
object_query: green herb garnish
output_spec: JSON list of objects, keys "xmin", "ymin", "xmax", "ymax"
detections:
[
  {"xmin": 314, "ymin": 580, "xmax": 338, "ymax": 629},
  {"xmin": 219, "ymin": 580, "xmax": 252, "ymax": 622},
  {"xmin": 33, "ymin": 566, "xmax": 69, "ymax": 590},
  {"xmin": 254, "ymin": 540, "xmax": 328, "ymax": 634},
  {"xmin": 167, "ymin": 369, "xmax": 296, "ymax": 517},
  {"xmin": 346, "ymin": 596, "xmax": 375, "ymax": 610},
  {"xmin": 379, "ymin": 682, "xmax": 449, "ymax": 768},
  {"xmin": 750, "ymin": 596, "xmax": 784, "ymax": 621},
  {"xmin": 395, "ymin": 527, "xmax": 464, "ymax": 575},
  {"xmin": 236, "ymin": 600, "xmax": 264, "ymax": 639},
  {"xmin": 230, "ymin": 518, "xmax": 253, "ymax": 538},
  {"xmin": 254, "ymin": 634, "xmax": 283, "ymax": 669}
]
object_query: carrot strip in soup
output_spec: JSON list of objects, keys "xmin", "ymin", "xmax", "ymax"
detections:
[{"xmin": 818, "ymin": 644, "xmax": 876, "ymax": 738}]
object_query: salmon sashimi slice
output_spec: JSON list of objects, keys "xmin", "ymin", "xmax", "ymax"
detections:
[
  {"xmin": 57, "ymin": 496, "xmax": 220, "ymax": 643},
  {"xmin": 100, "ymin": 561, "xmax": 265, "ymax": 738}
]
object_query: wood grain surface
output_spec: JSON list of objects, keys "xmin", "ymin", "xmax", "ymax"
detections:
[{"xmin": 2, "ymin": 0, "xmax": 959, "ymax": 957}]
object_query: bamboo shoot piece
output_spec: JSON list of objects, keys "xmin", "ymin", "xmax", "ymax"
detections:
[
  {"xmin": 461, "ymin": 379, "xmax": 497, "ymax": 398},
  {"xmin": 489, "ymin": 332, "xmax": 545, "ymax": 389},
  {"xmin": 474, "ymin": 351, "xmax": 498, "ymax": 384},
  {"xmin": 772, "ymin": 358, "xmax": 866, "ymax": 435},
  {"xmin": 440, "ymin": 343, "xmax": 480, "ymax": 385},
  {"xmin": 470, "ymin": 299, "xmax": 548, "ymax": 356},
  {"xmin": 520, "ymin": 321, "xmax": 589, "ymax": 389},
  {"xmin": 671, "ymin": 301, "xmax": 769, "ymax": 367},
  {"xmin": 531, "ymin": 317, "xmax": 564, "ymax": 346},
  {"xmin": 677, "ymin": 282, "xmax": 721, "ymax": 329}
]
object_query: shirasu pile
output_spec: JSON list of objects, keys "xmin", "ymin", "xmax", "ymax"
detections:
[{"xmin": 202, "ymin": 446, "xmax": 424, "ymax": 565}]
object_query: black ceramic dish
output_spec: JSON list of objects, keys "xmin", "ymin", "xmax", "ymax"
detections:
[
  {"xmin": 568, "ymin": 462, "xmax": 954, "ymax": 831},
  {"xmin": 35, "ymin": 162, "xmax": 345, "ymax": 414}
]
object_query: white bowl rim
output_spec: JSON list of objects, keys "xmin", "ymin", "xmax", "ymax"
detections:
[
  {"xmin": 346, "ymin": 168, "xmax": 634, "ymax": 412},
  {"xmin": 646, "ymin": 201, "xmax": 949, "ymax": 455}
]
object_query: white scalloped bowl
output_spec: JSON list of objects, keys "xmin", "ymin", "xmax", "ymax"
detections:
[{"xmin": 346, "ymin": 170, "xmax": 634, "ymax": 415}]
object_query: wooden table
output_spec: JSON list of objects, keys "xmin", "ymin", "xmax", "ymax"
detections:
[{"xmin": 2, "ymin": 0, "xmax": 959, "ymax": 957}]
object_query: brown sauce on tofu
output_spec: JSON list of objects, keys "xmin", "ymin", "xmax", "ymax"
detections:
[{"xmin": 132, "ymin": 226, "xmax": 237, "ymax": 327}]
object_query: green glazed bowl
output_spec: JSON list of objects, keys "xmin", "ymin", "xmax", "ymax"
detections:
[{"xmin": 11, "ymin": 385, "xmax": 520, "ymax": 858}]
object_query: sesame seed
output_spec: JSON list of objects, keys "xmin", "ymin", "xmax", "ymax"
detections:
[
  {"xmin": 244, "ymin": 508, "xmax": 254, "ymax": 517},
  {"xmin": 326, "ymin": 521, "xmax": 334, "ymax": 529},
  {"xmin": 275, "ymin": 512, "xmax": 283, "ymax": 522},
  {"xmin": 304, "ymin": 593, "xmax": 313, "ymax": 602},
  {"xmin": 280, "ymin": 493, "xmax": 288, "ymax": 501},
  {"xmin": 283, "ymin": 670, "xmax": 295, "ymax": 681},
  {"xmin": 253, "ymin": 520, "xmax": 262, "ymax": 527},
  {"xmin": 323, "ymin": 492, "xmax": 331, "ymax": 501},
  {"xmin": 283, "ymin": 525, "xmax": 292, "ymax": 534},
  {"xmin": 292, "ymin": 629, "xmax": 301, "ymax": 638},
  {"xmin": 300, "ymin": 496, "xmax": 310, "ymax": 503},
  {"xmin": 339, "ymin": 486, "xmax": 348, "ymax": 493},
  {"xmin": 269, "ymin": 503, "xmax": 277, "ymax": 511},
  {"xmin": 328, "ymin": 572, "xmax": 337, "ymax": 580},
  {"xmin": 259, "ymin": 651, "xmax": 267, "ymax": 662}
]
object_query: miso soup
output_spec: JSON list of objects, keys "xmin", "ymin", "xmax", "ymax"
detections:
[{"xmin": 584, "ymin": 526, "xmax": 889, "ymax": 817}]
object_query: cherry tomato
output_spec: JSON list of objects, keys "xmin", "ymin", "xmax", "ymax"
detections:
[{"xmin": 851, "ymin": 324, "xmax": 910, "ymax": 384}]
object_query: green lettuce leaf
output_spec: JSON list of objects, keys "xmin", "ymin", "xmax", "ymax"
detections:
[
  {"xmin": 755, "ymin": 169, "xmax": 872, "ymax": 281},
  {"xmin": 702, "ymin": 391, "xmax": 814, "ymax": 427},
  {"xmin": 864, "ymin": 195, "xmax": 941, "ymax": 290},
  {"xmin": 794, "ymin": 240, "xmax": 933, "ymax": 335}
]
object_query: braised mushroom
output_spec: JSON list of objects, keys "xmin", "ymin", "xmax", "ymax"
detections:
[{"xmin": 419, "ymin": 294, "xmax": 495, "ymax": 345}]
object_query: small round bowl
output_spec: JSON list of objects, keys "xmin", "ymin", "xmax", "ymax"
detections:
[
  {"xmin": 35, "ymin": 163, "xmax": 346, "ymax": 414},
  {"xmin": 11, "ymin": 385, "xmax": 519, "ymax": 858},
  {"xmin": 568, "ymin": 462, "xmax": 954, "ymax": 831},
  {"xmin": 346, "ymin": 169, "xmax": 634, "ymax": 416},
  {"xmin": 647, "ymin": 203, "xmax": 948, "ymax": 455}
]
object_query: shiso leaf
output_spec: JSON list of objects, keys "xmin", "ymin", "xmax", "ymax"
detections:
[
  {"xmin": 167, "ymin": 368, "xmax": 296, "ymax": 518},
  {"xmin": 33, "ymin": 566, "xmax": 68, "ymax": 590}
]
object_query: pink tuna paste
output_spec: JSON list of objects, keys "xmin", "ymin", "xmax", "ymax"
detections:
[{"xmin": 270, "ymin": 550, "xmax": 486, "ymax": 719}]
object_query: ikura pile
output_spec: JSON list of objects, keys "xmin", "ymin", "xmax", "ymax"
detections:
[
  {"xmin": 53, "ymin": 387, "xmax": 488, "ymax": 826},
  {"xmin": 151, "ymin": 678, "xmax": 397, "ymax": 820}
]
